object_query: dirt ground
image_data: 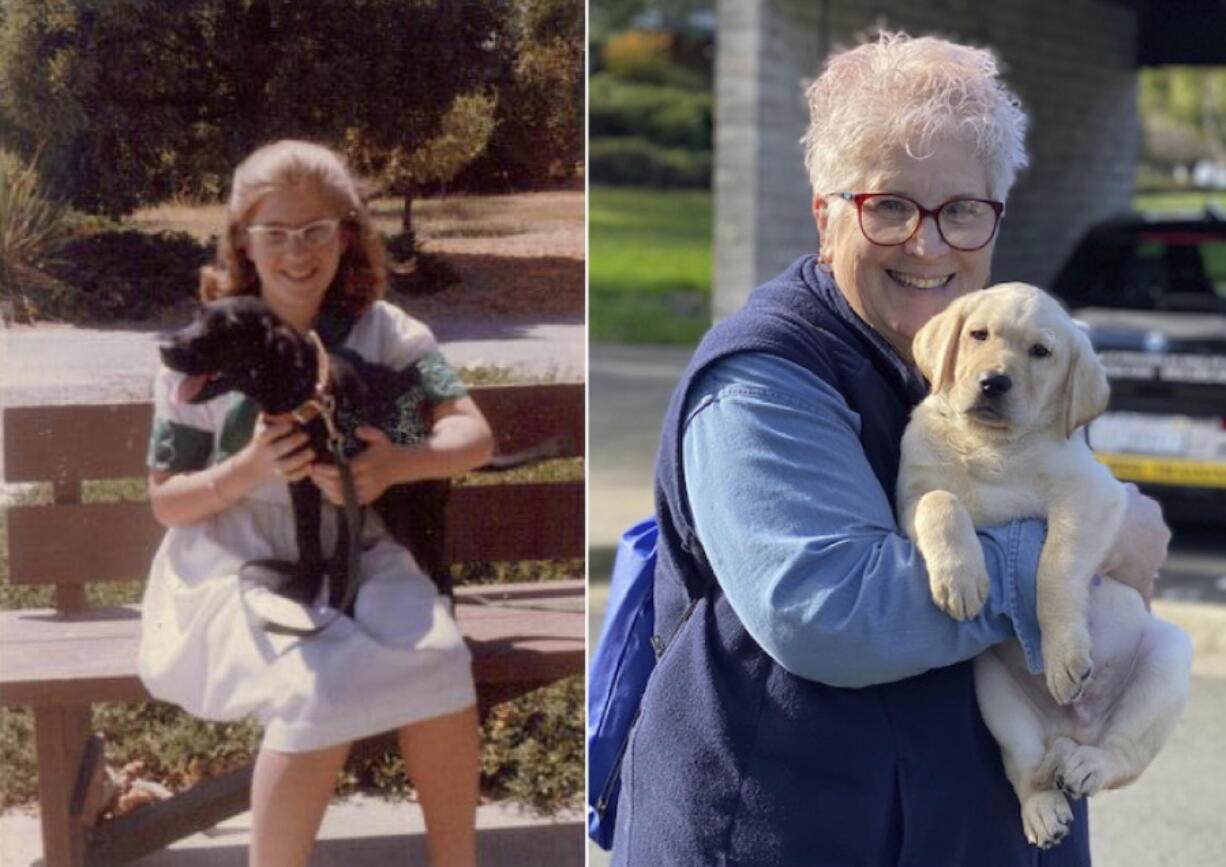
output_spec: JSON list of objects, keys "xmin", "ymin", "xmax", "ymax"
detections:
[{"xmin": 131, "ymin": 188, "xmax": 585, "ymax": 321}]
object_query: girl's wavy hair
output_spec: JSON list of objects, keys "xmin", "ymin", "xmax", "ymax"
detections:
[
  {"xmin": 200, "ymin": 140, "xmax": 386, "ymax": 316},
  {"xmin": 802, "ymin": 31, "xmax": 1029, "ymax": 203}
]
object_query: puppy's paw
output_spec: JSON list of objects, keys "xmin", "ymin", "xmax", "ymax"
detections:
[
  {"xmin": 1022, "ymin": 790, "xmax": 1073, "ymax": 850},
  {"xmin": 1056, "ymin": 745, "xmax": 1110, "ymax": 799},
  {"xmin": 1034, "ymin": 736, "xmax": 1078, "ymax": 790},
  {"xmin": 928, "ymin": 555, "xmax": 990, "ymax": 621},
  {"xmin": 1043, "ymin": 631, "xmax": 1094, "ymax": 705}
]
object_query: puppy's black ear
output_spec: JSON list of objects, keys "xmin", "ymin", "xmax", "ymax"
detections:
[
  {"xmin": 913, "ymin": 293, "xmax": 972, "ymax": 394},
  {"xmin": 1062, "ymin": 326, "xmax": 1110, "ymax": 437}
]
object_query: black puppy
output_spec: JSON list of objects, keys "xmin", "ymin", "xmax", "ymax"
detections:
[{"xmin": 159, "ymin": 295, "xmax": 450, "ymax": 617}]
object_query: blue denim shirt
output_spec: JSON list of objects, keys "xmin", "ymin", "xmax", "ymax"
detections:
[{"xmin": 682, "ymin": 350, "xmax": 1047, "ymax": 686}]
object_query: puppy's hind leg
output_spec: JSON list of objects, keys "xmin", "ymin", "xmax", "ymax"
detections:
[
  {"xmin": 974, "ymin": 651, "xmax": 1073, "ymax": 849},
  {"xmin": 1056, "ymin": 618, "xmax": 1192, "ymax": 799}
]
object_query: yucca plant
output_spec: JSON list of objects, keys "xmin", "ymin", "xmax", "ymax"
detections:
[
  {"xmin": 0, "ymin": 148, "xmax": 69, "ymax": 291},
  {"xmin": 0, "ymin": 149, "xmax": 77, "ymax": 319}
]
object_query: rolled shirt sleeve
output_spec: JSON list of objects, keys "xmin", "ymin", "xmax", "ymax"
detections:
[
  {"xmin": 681, "ymin": 351, "xmax": 1045, "ymax": 688},
  {"xmin": 147, "ymin": 367, "xmax": 217, "ymax": 473}
]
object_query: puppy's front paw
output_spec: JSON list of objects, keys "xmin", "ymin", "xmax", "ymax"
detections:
[
  {"xmin": 928, "ymin": 554, "xmax": 990, "ymax": 621},
  {"xmin": 1056, "ymin": 744, "xmax": 1111, "ymax": 798},
  {"xmin": 1022, "ymin": 790, "xmax": 1073, "ymax": 849},
  {"xmin": 1043, "ymin": 631, "xmax": 1093, "ymax": 705}
]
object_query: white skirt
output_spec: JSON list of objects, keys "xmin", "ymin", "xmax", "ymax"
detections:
[{"xmin": 138, "ymin": 478, "xmax": 476, "ymax": 753}]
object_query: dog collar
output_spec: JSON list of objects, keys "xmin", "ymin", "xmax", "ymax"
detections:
[{"xmin": 281, "ymin": 332, "xmax": 341, "ymax": 447}]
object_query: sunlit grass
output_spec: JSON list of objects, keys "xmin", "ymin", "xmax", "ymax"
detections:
[{"xmin": 589, "ymin": 185, "xmax": 712, "ymax": 344}]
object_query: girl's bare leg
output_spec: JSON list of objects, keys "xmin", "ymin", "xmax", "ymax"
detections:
[
  {"xmin": 249, "ymin": 741, "xmax": 351, "ymax": 867},
  {"xmin": 397, "ymin": 705, "xmax": 480, "ymax": 867}
]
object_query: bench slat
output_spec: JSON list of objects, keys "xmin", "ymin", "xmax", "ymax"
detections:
[
  {"xmin": 6, "ymin": 480, "xmax": 582, "ymax": 586},
  {"xmin": 475, "ymin": 383, "xmax": 585, "ymax": 459},
  {"xmin": 2, "ymin": 384, "xmax": 583, "ymax": 486},
  {"xmin": 4, "ymin": 404, "xmax": 152, "ymax": 489},
  {"xmin": 446, "ymin": 482, "xmax": 584, "ymax": 563},
  {"xmin": 7, "ymin": 503, "xmax": 163, "ymax": 587},
  {"xmin": 0, "ymin": 581, "xmax": 584, "ymax": 707}
]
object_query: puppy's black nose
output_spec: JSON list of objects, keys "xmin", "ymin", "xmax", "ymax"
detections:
[{"xmin": 979, "ymin": 372, "xmax": 1012, "ymax": 397}]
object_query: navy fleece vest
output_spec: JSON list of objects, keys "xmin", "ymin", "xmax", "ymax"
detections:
[{"xmin": 612, "ymin": 257, "xmax": 1089, "ymax": 866}]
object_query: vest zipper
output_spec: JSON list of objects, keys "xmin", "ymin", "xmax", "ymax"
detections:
[{"xmin": 593, "ymin": 595, "xmax": 703, "ymax": 819}]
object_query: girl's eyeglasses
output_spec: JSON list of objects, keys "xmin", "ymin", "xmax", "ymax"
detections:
[
  {"xmin": 831, "ymin": 192, "xmax": 1004, "ymax": 252},
  {"xmin": 245, "ymin": 217, "xmax": 342, "ymax": 251}
]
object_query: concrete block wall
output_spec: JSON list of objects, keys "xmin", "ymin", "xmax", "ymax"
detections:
[{"xmin": 713, "ymin": 0, "xmax": 1139, "ymax": 317}]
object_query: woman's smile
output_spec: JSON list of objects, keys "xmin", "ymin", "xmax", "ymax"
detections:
[{"xmin": 886, "ymin": 270, "xmax": 954, "ymax": 290}]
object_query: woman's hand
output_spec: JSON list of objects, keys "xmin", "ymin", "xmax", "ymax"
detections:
[
  {"xmin": 235, "ymin": 416, "xmax": 315, "ymax": 484},
  {"xmin": 310, "ymin": 426, "xmax": 399, "ymax": 506},
  {"xmin": 1098, "ymin": 483, "xmax": 1171, "ymax": 608}
]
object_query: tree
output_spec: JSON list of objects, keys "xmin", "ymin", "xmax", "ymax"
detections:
[
  {"xmin": 0, "ymin": 0, "xmax": 508, "ymax": 218},
  {"xmin": 345, "ymin": 91, "xmax": 498, "ymax": 232},
  {"xmin": 0, "ymin": 0, "xmax": 225, "ymax": 215},
  {"xmin": 1139, "ymin": 66, "xmax": 1226, "ymax": 175},
  {"xmin": 456, "ymin": 0, "xmax": 584, "ymax": 190}
]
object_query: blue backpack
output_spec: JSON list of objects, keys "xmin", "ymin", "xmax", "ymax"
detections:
[{"xmin": 586, "ymin": 517, "xmax": 660, "ymax": 850}]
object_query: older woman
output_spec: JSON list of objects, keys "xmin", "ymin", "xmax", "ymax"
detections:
[{"xmin": 610, "ymin": 33, "xmax": 1168, "ymax": 866}]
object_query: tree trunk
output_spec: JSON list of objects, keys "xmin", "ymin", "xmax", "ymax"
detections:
[{"xmin": 401, "ymin": 191, "xmax": 415, "ymax": 235}]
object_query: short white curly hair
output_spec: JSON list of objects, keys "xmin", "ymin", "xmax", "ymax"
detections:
[{"xmin": 802, "ymin": 31, "xmax": 1029, "ymax": 202}]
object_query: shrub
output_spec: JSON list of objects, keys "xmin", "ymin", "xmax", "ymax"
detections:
[
  {"xmin": 601, "ymin": 29, "xmax": 703, "ymax": 89},
  {"xmin": 0, "ymin": 148, "xmax": 68, "ymax": 289},
  {"xmin": 589, "ymin": 136, "xmax": 711, "ymax": 188},
  {"xmin": 480, "ymin": 676, "xmax": 583, "ymax": 814},
  {"xmin": 40, "ymin": 229, "xmax": 213, "ymax": 322},
  {"xmin": 589, "ymin": 73, "xmax": 712, "ymax": 150}
]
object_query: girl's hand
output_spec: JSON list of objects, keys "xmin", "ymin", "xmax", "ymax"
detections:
[
  {"xmin": 310, "ymin": 426, "xmax": 401, "ymax": 506},
  {"xmin": 237, "ymin": 416, "xmax": 315, "ymax": 483}
]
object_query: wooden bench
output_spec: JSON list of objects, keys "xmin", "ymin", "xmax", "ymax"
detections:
[{"xmin": 0, "ymin": 383, "xmax": 585, "ymax": 867}]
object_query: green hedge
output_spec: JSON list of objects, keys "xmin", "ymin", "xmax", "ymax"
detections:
[
  {"xmin": 589, "ymin": 136, "xmax": 711, "ymax": 188},
  {"xmin": 36, "ymin": 230, "xmax": 213, "ymax": 322},
  {"xmin": 589, "ymin": 72, "xmax": 712, "ymax": 150}
]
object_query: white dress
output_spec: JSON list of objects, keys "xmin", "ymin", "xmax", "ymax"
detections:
[{"xmin": 138, "ymin": 302, "xmax": 476, "ymax": 753}]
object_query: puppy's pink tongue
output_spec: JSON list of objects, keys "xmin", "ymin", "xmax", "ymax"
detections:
[{"xmin": 173, "ymin": 374, "xmax": 208, "ymax": 405}]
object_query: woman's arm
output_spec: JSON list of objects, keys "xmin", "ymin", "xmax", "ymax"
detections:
[
  {"xmin": 682, "ymin": 351, "xmax": 1047, "ymax": 688},
  {"xmin": 149, "ymin": 420, "xmax": 313, "ymax": 528},
  {"xmin": 310, "ymin": 397, "xmax": 494, "ymax": 506}
]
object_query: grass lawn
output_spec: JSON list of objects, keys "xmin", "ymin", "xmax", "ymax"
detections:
[
  {"xmin": 589, "ymin": 185, "xmax": 712, "ymax": 344},
  {"xmin": 1133, "ymin": 189, "xmax": 1226, "ymax": 213}
]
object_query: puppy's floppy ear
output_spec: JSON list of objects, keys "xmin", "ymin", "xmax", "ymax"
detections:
[
  {"xmin": 1062, "ymin": 326, "xmax": 1110, "ymax": 437},
  {"xmin": 912, "ymin": 293, "xmax": 972, "ymax": 394}
]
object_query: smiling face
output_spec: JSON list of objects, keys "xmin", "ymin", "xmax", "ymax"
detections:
[
  {"xmin": 815, "ymin": 132, "xmax": 996, "ymax": 363},
  {"xmin": 242, "ymin": 182, "xmax": 348, "ymax": 332}
]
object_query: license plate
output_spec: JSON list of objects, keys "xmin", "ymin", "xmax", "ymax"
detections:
[{"xmin": 1088, "ymin": 412, "xmax": 1225, "ymax": 460}]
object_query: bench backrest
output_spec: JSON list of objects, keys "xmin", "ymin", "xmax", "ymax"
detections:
[{"xmin": 3, "ymin": 383, "xmax": 584, "ymax": 612}]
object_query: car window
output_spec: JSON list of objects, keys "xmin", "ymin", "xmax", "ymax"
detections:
[{"xmin": 1057, "ymin": 230, "xmax": 1226, "ymax": 311}]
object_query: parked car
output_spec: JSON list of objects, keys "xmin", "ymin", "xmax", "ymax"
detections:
[{"xmin": 1050, "ymin": 207, "xmax": 1226, "ymax": 522}]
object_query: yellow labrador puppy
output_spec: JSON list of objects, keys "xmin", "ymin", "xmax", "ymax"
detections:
[{"xmin": 897, "ymin": 283, "xmax": 1192, "ymax": 849}]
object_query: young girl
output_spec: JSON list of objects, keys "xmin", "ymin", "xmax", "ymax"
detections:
[{"xmin": 139, "ymin": 140, "xmax": 492, "ymax": 867}]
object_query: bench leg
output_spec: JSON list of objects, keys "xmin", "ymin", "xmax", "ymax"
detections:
[{"xmin": 33, "ymin": 705, "xmax": 91, "ymax": 867}]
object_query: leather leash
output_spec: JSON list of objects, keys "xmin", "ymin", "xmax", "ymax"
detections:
[{"xmin": 262, "ymin": 331, "xmax": 365, "ymax": 637}]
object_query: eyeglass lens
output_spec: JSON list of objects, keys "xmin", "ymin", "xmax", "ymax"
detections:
[
  {"xmin": 249, "ymin": 219, "xmax": 340, "ymax": 249},
  {"xmin": 858, "ymin": 195, "xmax": 997, "ymax": 250}
]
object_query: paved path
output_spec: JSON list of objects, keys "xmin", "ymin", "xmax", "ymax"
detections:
[{"xmin": 0, "ymin": 799, "xmax": 582, "ymax": 866}]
